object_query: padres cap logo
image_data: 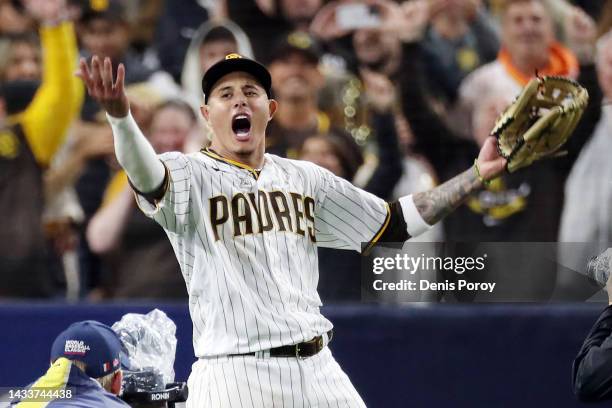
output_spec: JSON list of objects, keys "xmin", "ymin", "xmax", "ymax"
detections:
[
  {"xmin": 287, "ymin": 32, "xmax": 312, "ymax": 50},
  {"xmin": 202, "ymin": 53, "xmax": 272, "ymax": 103},
  {"xmin": 90, "ymin": 0, "xmax": 109, "ymax": 11}
]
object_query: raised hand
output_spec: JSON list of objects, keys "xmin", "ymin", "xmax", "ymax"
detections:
[
  {"xmin": 78, "ymin": 55, "xmax": 129, "ymax": 118},
  {"xmin": 360, "ymin": 68, "xmax": 396, "ymax": 113},
  {"xmin": 398, "ymin": 0, "xmax": 430, "ymax": 42},
  {"xmin": 564, "ymin": 6, "xmax": 597, "ymax": 63},
  {"xmin": 309, "ymin": 1, "xmax": 353, "ymax": 41},
  {"xmin": 21, "ymin": 0, "xmax": 67, "ymax": 25},
  {"xmin": 372, "ymin": 0, "xmax": 429, "ymax": 43}
]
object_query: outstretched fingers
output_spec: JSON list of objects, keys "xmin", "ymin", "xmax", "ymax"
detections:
[
  {"xmin": 113, "ymin": 63, "xmax": 126, "ymax": 97},
  {"xmin": 76, "ymin": 55, "xmax": 129, "ymax": 117},
  {"xmin": 78, "ymin": 58, "xmax": 93, "ymax": 90},
  {"xmin": 102, "ymin": 57, "xmax": 114, "ymax": 97},
  {"xmin": 90, "ymin": 55, "xmax": 104, "ymax": 95}
]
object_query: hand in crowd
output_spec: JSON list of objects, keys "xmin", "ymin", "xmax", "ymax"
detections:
[
  {"xmin": 72, "ymin": 124, "xmax": 115, "ymax": 162},
  {"xmin": 21, "ymin": 0, "xmax": 67, "ymax": 25},
  {"xmin": 254, "ymin": 0, "xmax": 276, "ymax": 17},
  {"xmin": 428, "ymin": 0, "xmax": 481, "ymax": 20},
  {"xmin": 564, "ymin": 6, "xmax": 597, "ymax": 63},
  {"xmin": 457, "ymin": 0, "xmax": 482, "ymax": 20},
  {"xmin": 360, "ymin": 68, "xmax": 396, "ymax": 113},
  {"xmin": 309, "ymin": 0, "xmax": 353, "ymax": 41},
  {"xmin": 364, "ymin": 0, "xmax": 427, "ymax": 43},
  {"xmin": 78, "ymin": 56, "xmax": 130, "ymax": 118},
  {"xmin": 396, "ymin": 0, "xmax": 430, "ymax": 42},
  {"xmin": 310, "ymin": 0, "xmax": 430, "ymax": 43},
  {"xmin": 44, "ymin": 218, "xmax": 78, "ymax": 255}
]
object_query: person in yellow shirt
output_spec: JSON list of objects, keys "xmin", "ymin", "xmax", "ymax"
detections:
[{"xmin": 0, "ymin": 0, "xmax": 83, "ymax": 297}]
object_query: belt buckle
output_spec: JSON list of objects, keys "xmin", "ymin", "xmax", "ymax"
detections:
[{"xmin": 295, "ymin": 344, "xmax": 304, "ymax": 359}]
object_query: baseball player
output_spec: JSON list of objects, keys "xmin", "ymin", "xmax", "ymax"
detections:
[{"xmin": 78, "ymin": 53, "xmax": 506, "ymax": 407}]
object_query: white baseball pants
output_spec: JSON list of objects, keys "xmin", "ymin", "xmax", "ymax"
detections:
[{"xmin": 186, "ymin": 347, "xmax": 367, "ymax": 407}]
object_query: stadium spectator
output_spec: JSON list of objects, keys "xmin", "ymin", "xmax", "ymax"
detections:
[
  {"xmin": 182, "ymin": 22, "xmax": 254, "ymax": 105},
  {"xmin": 77, "ymin": 0, "xmax": 180, "ymax": 120},
  {"xmin": 458, "ymin": 0, "xmax": 585, "ymax": 135},
  {"xmin": 266, "ymin": 31, "xmax": 334, "ymax": 158},
  {"xmin": 126, "ymin": 0, "xmax": 164, "ymax": 71},
  {"xmin": 227, "ymin": 0, "xmax": 323, "ymax": 63},
  {"xmin": 421, "ymin": 0, "xmax": 499, "ymax": 105},
  {"xmin": 154, "ymin": 0, "xmax": 209, "ymax": 81},
  {"xmin": 13, "ymin": 320, "xmax": 128, "ymax": 407},
  {"xmin": 42, "ymin": 83, "xmax": 162, "ymax": 300},
  {"xmin": 598, "ymin": 0, "xmax": 612, "ymax": 37},
  {"xmin": 0, "ymin": 0, "xmax": 34, "ymax": 34},
  {"xmin": 557, "ymin": 31, "xmax": 612, "ymax": 299},
  {"xmin": 0, "ymin": 0, "xmax": 83, "ymax": 298},
  {"xmin": 395, "ymin": 1, "xmax": 600, "ymax": 300},
  {"xmin": 86, "ymin": 100, "xmax": 195, "ymax": 300},
  {"xmin": 0, "ymin": 33, "xmax": 40, "ymax": 81},
  {"xmin": 310, "ymin": 0, "xmax": 440, "ymax": 204}
]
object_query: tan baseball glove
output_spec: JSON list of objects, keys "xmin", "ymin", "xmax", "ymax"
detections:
[{"xmin": 492, "ymin": 76, "xmax": 589, "ymax": 173}]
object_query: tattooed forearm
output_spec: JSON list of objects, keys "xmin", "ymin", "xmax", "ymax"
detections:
[{"xmin": 412, "ymin": 166, "xmax": 482, "ymax": 225}]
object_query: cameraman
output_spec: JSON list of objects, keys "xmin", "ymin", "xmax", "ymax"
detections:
[{"xmin": 12, "ymin": 320, "xmax": 128, "ymax": 407}]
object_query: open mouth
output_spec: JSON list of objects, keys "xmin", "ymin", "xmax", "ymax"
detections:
[{"xmin": 232, "ymin": 114, "xmax": 252, "ymax": 140}]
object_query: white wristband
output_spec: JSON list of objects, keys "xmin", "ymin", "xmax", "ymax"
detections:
[{"xmin": 399, "ymin": 195, "xmax": 432, "ymax": 238}]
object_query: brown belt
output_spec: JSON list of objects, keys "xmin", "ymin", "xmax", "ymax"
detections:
[{"xmin": 229, "ymin": 330, "xmax": 333, "ymax": 359}]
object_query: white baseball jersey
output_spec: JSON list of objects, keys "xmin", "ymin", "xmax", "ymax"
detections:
[{"xmin": 135, "ymin": 148, "xmax": 389, "ymax": 357}]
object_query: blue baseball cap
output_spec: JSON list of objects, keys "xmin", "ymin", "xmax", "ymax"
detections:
[{"xmin": 50, "ymin": 321, "xmax": 123, "ymax": 378}]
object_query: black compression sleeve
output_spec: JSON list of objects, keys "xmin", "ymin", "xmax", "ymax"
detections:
[{"xmin": 379, "ymin": 200, "xmax": 410, "ymax": 243}]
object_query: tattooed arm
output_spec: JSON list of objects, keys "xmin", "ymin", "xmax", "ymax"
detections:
[
  {"xmin": 412, "ymin": 166, "xmax": 482, "ymax": 225},
  {"xmin": 413, "ymin": 136, "xmax": 506, "ymax": 225},
  {"xmin": 375, "ymin": 136, "xmax": 507, "ymax": 244}
]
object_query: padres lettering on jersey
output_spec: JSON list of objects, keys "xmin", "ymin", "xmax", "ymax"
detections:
[
  {"xmin": 134, "ymin": 149, "xmax": 389, "ymax": 357},
  {"xmin": 209, "ymin": 190, "xmax": 316, "ymax": 241}
]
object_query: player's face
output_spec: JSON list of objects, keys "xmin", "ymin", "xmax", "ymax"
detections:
[
  {"xmin": 203, "ymin": 72, "xmax": 277, "ymax": 162},
  {"xmin": 597, "ymin": 38, "xmax": 612, "ymax": 100},
  {"xmin": 502, "ymin": 1, "xmax": 554, "ymax": 64}
]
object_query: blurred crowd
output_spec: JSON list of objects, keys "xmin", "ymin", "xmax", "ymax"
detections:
[{"xmin": 0, "ymin": 0, "xmax": 610, "ymax": 303}]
